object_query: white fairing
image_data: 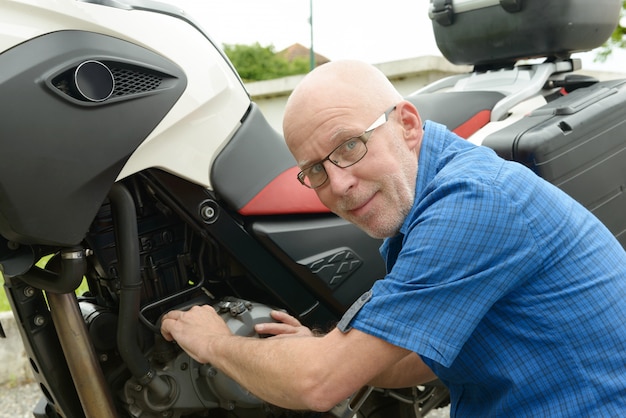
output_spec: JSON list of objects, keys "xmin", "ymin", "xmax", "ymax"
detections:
[{"xmin": 0, "ymin": 0, "xmax": 250, "ymax": 188}]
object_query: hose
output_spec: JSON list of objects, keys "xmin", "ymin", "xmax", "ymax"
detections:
[{"xmin": 109, "ymin": 183, "xmax": 171, "ymax": 400}]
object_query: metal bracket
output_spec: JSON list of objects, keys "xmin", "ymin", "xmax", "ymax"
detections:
[{"xmin": 330, "ymin": 386, "xmax": 375, "ymax": 418}]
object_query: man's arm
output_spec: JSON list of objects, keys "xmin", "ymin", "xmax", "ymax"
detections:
[
  {"xmin": 368, "ymin": 352, "xmax": 437, "ymax": 388},
  {"xmin": 161, "ymin": 305, "xmax": 432, "ymax": 411},
  {"xmin": 256, "ymin": 310, "xmax": 437, "ymax": 388}
]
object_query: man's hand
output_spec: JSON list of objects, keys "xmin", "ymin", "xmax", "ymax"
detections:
[
  {"xmin": 254, "ymin": 310, "xmax": 317, "ymax": 338},
  {"xmin": 161, "ymin": 305, "xmax": 231, "ymax": 363}
]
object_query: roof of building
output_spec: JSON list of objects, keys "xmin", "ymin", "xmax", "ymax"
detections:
[{"xmin": 277, "ymin": 43, "xmax": 330, "ymax": 66}]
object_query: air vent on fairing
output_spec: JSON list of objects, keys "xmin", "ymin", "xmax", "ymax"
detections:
[{"xmin": 51, "ymin": 60, "xmax": 169, "ymax": 103}]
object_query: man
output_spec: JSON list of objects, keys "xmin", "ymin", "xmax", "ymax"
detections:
[{"xmin": 161, "ymin": 60, "xmax": 626, "ymax": 415}]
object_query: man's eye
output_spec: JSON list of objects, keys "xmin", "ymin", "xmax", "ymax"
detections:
[
  {"xmin": 309, "ymin": 163, "xmax": 324, "ymax": 175},
  {"xmin": 343, "ymin": 139, "xmax": 358, "ymax": 151}
]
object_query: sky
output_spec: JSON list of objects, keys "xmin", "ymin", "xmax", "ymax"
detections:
[{"xmin": 165, "ymin": 0, "xmax": 625, "ymax": 73}]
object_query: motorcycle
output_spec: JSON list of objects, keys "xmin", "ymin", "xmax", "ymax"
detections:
[{"xmin": 0, "ymin": 0, "xmax": 623, "ymax": 417}]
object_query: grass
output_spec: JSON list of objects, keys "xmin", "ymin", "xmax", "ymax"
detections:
[{"xmin": 0, "ymin": 272, "xmax": 10, "ymax": 312}]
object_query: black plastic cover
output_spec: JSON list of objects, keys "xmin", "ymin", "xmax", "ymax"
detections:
[
  {"xmin": 0, "ymin": 30, "xmax": 186, "ymax": 246},
  {"xmin": 211, "ymin": 103, "xmax": 295, "ymax": 210},
  {"xmin": 252, "ymin": 215, "xmax": 386, "ymax": 308}
]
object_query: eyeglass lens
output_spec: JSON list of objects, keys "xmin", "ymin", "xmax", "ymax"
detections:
[{"xmin": 298, "ymin": 105, "xmax": 396, "ymax": 189}]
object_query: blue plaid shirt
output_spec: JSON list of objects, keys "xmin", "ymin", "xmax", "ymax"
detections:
[{"xmin": 339, "ymin": 121, "xmax": 626, "ymax": 416}]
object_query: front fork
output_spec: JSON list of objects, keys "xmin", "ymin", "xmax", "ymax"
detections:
[
  {"xmin": 47, "ymin": 291, "xmax": 117, "ymax": 418},
  {"xmin": 3, "ymin": 274, "xmax": 83, "ymax": 417},
  {"xmin": 3, "ymin": 248, "xmax": 118, "ymax": 418}
]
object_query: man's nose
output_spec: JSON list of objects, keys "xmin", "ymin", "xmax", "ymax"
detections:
[{"xmin": 324, "ymin": 162, "xmax": 357, "ymax": 194}]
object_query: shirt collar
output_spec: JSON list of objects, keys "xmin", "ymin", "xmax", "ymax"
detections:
[{"xmin": 397, "ymin": 120, "xmax": 450, "ymax": 236}]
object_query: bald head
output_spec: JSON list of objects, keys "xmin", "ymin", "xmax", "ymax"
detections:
[
  {"xmin": 282, "ymin": 60, "xmax": 422, "ymax": 238},
  {"xmin": 283, "ymin": 60, "xmax": 403, "ymax": 152}
]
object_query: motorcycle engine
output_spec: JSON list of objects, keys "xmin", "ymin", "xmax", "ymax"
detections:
[
  {"xmin": 78, "ymin": 179, "xmax": 305, "ymax": 417},
  {"xmin": 84, "ymin": 296, "xmax": 275, "ymax": 418},
  {"xmin": 63, "ymin": 154, "xmax": 450, "ymax": 418}
]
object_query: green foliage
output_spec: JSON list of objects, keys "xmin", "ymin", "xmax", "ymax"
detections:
[
  {"xmin": 596, "ymin": 0, "xmax": 626, "ymax": 61},
  {"xmin": 0, "ymin": 273, "xmax": 9, "ymax": 311},
  {"xmin": 223, "ymin": 42, "xmax": 309, "ymax": 81}
]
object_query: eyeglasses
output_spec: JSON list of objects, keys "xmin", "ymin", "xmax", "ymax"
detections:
[{"xmin": 297, "ymin": 105, "xmax": 397, "ymax": 189}]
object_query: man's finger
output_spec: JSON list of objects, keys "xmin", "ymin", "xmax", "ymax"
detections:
[
  {"xmin": 270, "ymin": 310, "xmax": 301, "ymax": 326},
  {"xmin": 255, "ymin": 322, "xmax": 294, "ymax": 335},
  {"xmin": 160, "ymin": 318, "xmax": 176, "ymax": 341}
]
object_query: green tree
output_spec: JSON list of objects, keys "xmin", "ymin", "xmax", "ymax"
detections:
[
  {"xmin": 596, "ymin": 0, "xmax": 625, "ymax": 61},
  {"xmin": 223, "ymin": 43, "xmax": 309, "ymax": 81}
]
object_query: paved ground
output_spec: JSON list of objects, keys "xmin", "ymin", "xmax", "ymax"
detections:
[
  {"xmin": 427, "ymin": 405, "xmax": 450, "ymax": 417},
  {"xmin": 0, "ymin": 382, "xmax": 41, "ymax": 418}
]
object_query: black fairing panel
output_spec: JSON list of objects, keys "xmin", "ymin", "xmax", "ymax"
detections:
[
  {"xmin": 252, "ymin": 216, "xmax": 386, "ymax": 308},
  {"xmin": 211, "ymin": 103, "xmax": 294, "ymax": 210},
  {"xmin": 0, "ymin": 30, "xmax": 186, "ymax": 246}
]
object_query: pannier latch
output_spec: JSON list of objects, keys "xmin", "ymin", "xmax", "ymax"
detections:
[
  {"xmin": 431, "ymin": 0, "xmax": 454, "ymax": 26},
  {"xmin": 500, "ymin": 0, "xmax": 523, "ymax": 13}
]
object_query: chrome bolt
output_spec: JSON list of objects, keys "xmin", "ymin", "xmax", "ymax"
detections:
[{"xmin": 201, "ymin": 205, "xmax": 215, "ymax": 220}]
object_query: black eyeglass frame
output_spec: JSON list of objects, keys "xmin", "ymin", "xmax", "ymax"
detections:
[{"xmin": 297, "ymin": 105, "xmax": 397, "ymax": 189}]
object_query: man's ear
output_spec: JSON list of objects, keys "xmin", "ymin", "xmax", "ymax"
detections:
[{"xmin": 397, "ymin": 100, "xmax": 423, "ymax": 151}]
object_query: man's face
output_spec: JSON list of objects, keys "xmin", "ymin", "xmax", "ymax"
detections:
[{"xmin": 288, "ymin": 104, "xmax": 419, "ymax": 239}]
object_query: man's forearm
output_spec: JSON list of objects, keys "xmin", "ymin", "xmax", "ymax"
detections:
[{"xmin": 205, "ymin": 332, "xmax": 362, "ymax": 411}]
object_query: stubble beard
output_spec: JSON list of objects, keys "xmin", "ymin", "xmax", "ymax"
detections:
[
  {"xmin": 362, "ymin": 176, "xmax": 414, "ymax": 239},
  {"xmin": 336, "ymin": 131, "xmax": 418, "ymax": 239},
  {"xmin": 337, "ymin": 171, "xmax": 415, "ymax": 239}
]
